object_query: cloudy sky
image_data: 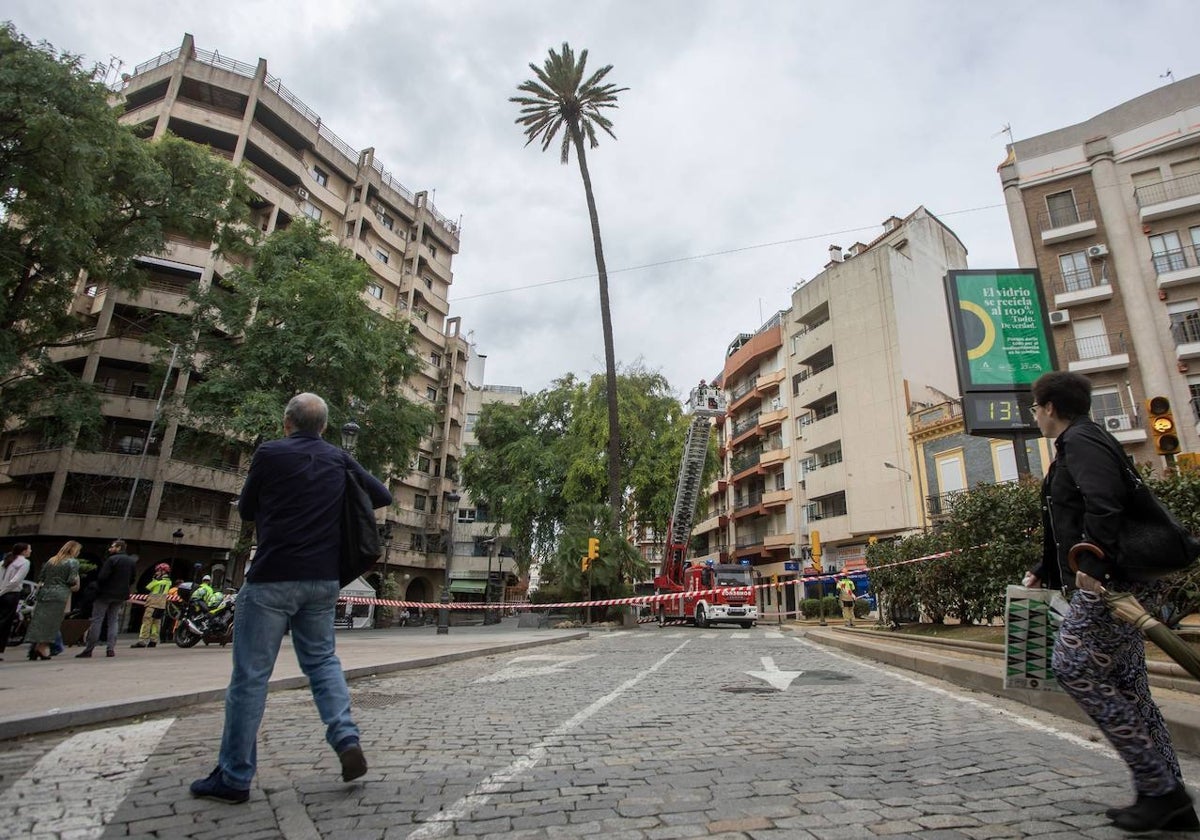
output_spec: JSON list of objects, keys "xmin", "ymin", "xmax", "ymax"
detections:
[{"xmin": 8, "ymin": 1, "xmax": 1199, "ymax": 396}]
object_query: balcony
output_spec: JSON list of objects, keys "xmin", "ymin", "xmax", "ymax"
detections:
[
  {"xmin": 693, "ymin": 513, "xmax": 723, "ymax": 535},
  {"xmin": 760, "ymin": 445, "xmax": 789, "ymax": 467},
  {"xmin": 1153, "ymin": 245, "xmax": 1200, "ymax": 290},
  {"xmin": 1136, "ymin": 173, "xmax": 1200, "ymax": 222},
  {"xmin": 1064, "ymin": 332, "xmax": 1129, "ymax": 374},
  {"xmin": 764, "ymin": 531, "xmax": 794, "ymax": 550},
  {"xmin": 756, "ymin": 368, "xmax": 786, "ymax": 390},
  {"xmin": 1171, "ymin": 315, "xmax": 1200, "ymax": 361},
  {"xmin": 759, "ymin": 405, "xmax": 787, "ymax": 429},
  {"xmin": 1038, "ymin": 201, "xmax": 1098, "ymax": 245},
  {"xmin": 803, "ymin": 460, "xmax": 846, "ymax": 498},
  {"xmin": 790, "ymin": 318, "xmax": 831, "ymax": 362},
  {"xmin": 762, "ymin": 488, "xmax": 790, "ymax": 508},
  {"xmin": 1052, "ymin": 267, "xmax": 1113, "ymax": 308}
]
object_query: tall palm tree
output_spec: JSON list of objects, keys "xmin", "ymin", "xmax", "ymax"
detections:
[{"xmin": 512, "ymin": 42, "xmax": 628, "ymax": 518}]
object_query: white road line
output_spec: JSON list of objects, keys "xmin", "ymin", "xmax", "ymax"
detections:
[
  {"xmin": 0, "ymin": 718, "xmax": 174, "ymax": 838},
  {"xmin": 406, "ymin": 639, "xmax": 692, "ymax": 839},
  {"xmin": 796, "ymin": 638, "xmax": 1114, "ymax": 756}
]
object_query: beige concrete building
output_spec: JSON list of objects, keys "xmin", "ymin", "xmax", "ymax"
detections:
[
  {"xmin": 999, "ymin": 73, "xmax": 1200, "ymax": 460},
  {"xmin": 0, "ymin": 35, "xmax": 469, "ymax": 602},
  {"xmin": 692, "ymin": 208, "xmax": 968, "ymax": 596}
]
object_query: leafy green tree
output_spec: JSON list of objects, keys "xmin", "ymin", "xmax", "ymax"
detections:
[
  {"xmin": 538, "ymin": 503, "xmax": 648, "ymax": 617},
  {"xmin": 512, "ymin": 43, "xmax": 628, "ymax": 518},
  {"xmin": 462, "ymin": 367, "xmax": 698, "ymax": 577},
  {"xmin": 170, "ymin": 220, "xmax": 433, "ymax": 476},
  {"xmin": 0, "ymin": 24, "xmax": 251, "ymax": 434}
]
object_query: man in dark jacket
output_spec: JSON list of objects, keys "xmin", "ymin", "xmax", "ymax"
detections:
[
  {"xmin": 77, "ymin": 539, "xmax": 138, "ymax": 658},
  {"xmin": 191, "ymin": 393, "xmax": 391, "ymax": 805}
]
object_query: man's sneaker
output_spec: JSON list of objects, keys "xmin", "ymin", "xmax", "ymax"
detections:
[
  {"xmin": 147, "ymin": 641, "xmax": 157, "ymax": 648},
  {"xmin": 131, "ymin": 642, "xmax": 148, "ymax": 648},
  {"xmin": 75, "ymin": 650, "xmax": 92, "ymax": 658},
  {"xmin": 106, "ymin": 650, "xmax": 115, "ymax": 657},
  {"xmin": 189, "ymin": 768, "xmax": 249, "ymax": 804},
  {"xmin": 338, "ymin": 742, "xmax": 368, "ymax": 782}
]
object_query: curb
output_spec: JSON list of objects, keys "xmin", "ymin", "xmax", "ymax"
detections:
[
  {"xmin": 0, "ymin": 632, "xmax": 588, "ymax": 741},
  {"xmin": 802, "ymin": 627, "xmax": 1200, "ymax": 755}
]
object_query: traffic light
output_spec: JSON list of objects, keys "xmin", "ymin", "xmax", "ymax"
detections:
[
  {"xmin": 1146, "ymin": 396, "xmax": 1181, "ymax": 456},
  {"xmin": 581, "ymin": 556, "xmax": 591, "ymax": 572},
  {"xmin": 587, "ymin": 537, "xmax": 599, "ymax": 560}
]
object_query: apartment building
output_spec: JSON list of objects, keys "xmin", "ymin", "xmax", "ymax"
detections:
[
  {"xmin": 444, "ymin": 345, "xmax": 525, "ymax": 609},
  {"xmin": 0, "ymin": 34, "xmax": 469, "ymax": 601},
  {"xmin": 999, "ymin": 73, "xmax": 1200, "ymax": 459},
  {"xmin": 693, "ymin": 208, "xmax": 969, "ymax": 594}
]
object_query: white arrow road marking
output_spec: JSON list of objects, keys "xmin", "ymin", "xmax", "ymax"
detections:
[
  {"xmin": 473, "ymin": 654, "xmax": 597, "ymax": 684},
  {"xmin": 746, "ymin": 656, "xmax": 803, "ymax": 691},
  {"xmin": 764, "ymin": 631, "xmax": 784, "ymax": 639},
  {"xmin": 0, "ymin": 718, "xmax": 173, "ymax": 838}
]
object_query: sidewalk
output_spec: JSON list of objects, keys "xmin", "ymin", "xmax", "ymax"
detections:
[
  {"xmin": 0, "ymin": 619, "xmax": 586, "ymax": 741},
  {"xmin": 801, "ymin": 623, "xmax": 1200, "ymax": 755}
]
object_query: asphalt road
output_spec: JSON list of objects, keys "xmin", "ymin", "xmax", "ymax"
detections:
[{"xmin": 2, "ymin": 625, "xmax": 1198, "ymax": 839}]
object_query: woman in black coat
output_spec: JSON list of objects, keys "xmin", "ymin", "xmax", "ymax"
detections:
[{"xmin": 1025, "ymin": 371, "xmax": 1194, "ymax": 832}]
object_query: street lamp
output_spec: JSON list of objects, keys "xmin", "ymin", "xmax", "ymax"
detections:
[
  {"xmin": 883, "ymin": 460, "xmax": 912, "ymax": 481},
  {"xmin": 437, "ymin": 491, "xmax": 461, "ymax": 635},
  {"xmin": 340, "ymin": 420, "xmax": 361, "ymax": 453},
  {"xmin": 172, "ymin": 528, "xmax": 184, "ymax": 578},
  {"xmin": 483, "ymin": 537, "xmax": 498, "ymax": 625}
]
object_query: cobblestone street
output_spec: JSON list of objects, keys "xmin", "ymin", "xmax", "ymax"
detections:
[{"xmin": 2, "ymin": 627, "xmax": 1197, "ymax": 838}]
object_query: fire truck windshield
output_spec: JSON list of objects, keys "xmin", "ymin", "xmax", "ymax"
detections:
[{"xmin": 714, "ymin": 567, "xmax": 751, "ymax": 587}]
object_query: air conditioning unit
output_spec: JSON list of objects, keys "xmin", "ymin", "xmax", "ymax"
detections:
[
  {"xmin": 1048, "ymin": 309, "xmax": 1071, "ymax": 325},
  {"xmin": 1087, "ymin": 243, "xmax": 1109, "ymax": 259},
  {"xmin": 789, "ymin": 545, "xmax": 802, "ymax": 559},
  {"xmin": 1105, "ymin": 414, "xmax": 1132, "ymax": 432},
  {"xmin": 295, "ymin": 186, "xmax": 309, "ymax": 200}
]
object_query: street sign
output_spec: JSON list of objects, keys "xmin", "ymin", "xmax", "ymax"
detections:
[
  {"xmin": 739, "ymin": 558, "xmax": 751, "ymax": 566},
  {"xmin": 784, "ymin": 561, "xmax": 799, "ymax": 571}
]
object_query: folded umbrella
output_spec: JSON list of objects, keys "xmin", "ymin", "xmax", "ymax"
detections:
[{"xmin": 1068, "ymin": 542, "xmax": 1200, "ymax": 682}]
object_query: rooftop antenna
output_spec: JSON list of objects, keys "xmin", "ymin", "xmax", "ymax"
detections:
[
  {"xmin": 993, "ymin": 123, "xmax": 1014, "ymax": 145},
  {"xmin": 1161, "ymin": 69, "xmax": 1175, "ymax": 84}
]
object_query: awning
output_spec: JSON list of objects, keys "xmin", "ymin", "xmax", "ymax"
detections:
[{"xmin": 448, "ymin": 579, "xmax": 487, "ymax": 594}]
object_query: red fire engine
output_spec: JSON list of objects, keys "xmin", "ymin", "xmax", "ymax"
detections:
[{"xmin": 653, "ymin": 383, "xmax": 758, "ymax": 628}]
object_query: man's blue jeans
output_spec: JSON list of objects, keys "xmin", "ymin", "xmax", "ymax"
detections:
[{"xmin": 217, "ymin": 579, "xmax": 357, "ymax": 790}]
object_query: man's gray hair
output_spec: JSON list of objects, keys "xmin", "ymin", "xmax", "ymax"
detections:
[{"xmin": 285, "ymin": 393, "xmax": 329, "ymax": 435}]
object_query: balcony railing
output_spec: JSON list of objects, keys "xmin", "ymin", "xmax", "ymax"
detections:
[
  {"xmin": 732, "ymin": 412, "xmax": 761, "ymax": 437},
  {"xmin": 1063, "ymin": 331, "xmax": 1127, "ymax": 362},
  {"xmin": 927, "ymin": 490, "xmax": 965, "ymax": 518},
  {"xmin": 1152, "ymin": 245, "xmax": 1200, "ymax": 276},
  {"xmin": 794, "ymin": 358, "xmax": 834, "ymax": 385},
  {"xmin": 734, "ymin": 490, "xmax": 764, "ymax": 511},
  {"xmin": 730, "ymin": 379, "xmax": 756, "ymax": 401},
  {"xmin": 735, "ymin": 534, "xmax": 765, "ymax": 549},
  {"xmin": 1171, "ymin": 315, "xmax": 1200, "ymax": 346},
  {"xmin": 1135, "ymin": 172, "xmax": 1200, "ymax": 208},
  {"xmin": 1055, "ymin": 266, "xmax": 1104, "ymax": 294},
  {"xmin": 730, "ymin": 451, "xmax": 761, "ymax": 475},
  {"xmin": 1037, "ymin": 200, "xmax": 1095, "ymax": 231}
]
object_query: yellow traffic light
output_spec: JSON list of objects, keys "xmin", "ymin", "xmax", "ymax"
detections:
[
  {"xmin": 587, "ymin": 537, "xmax": 599, "ymax": 560},
  {"xmin": 1146, "ymin": 397, "xmax": 1181, "ymax": 456},
  {"xmin": 581, "ymin": 556, "xmax": 591, "ymax": 572}
]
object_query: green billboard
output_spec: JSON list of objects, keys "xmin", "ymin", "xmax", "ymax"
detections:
[{"xmin": 945, "ymin": 270, "xmax": 1055, "ymax": 389}]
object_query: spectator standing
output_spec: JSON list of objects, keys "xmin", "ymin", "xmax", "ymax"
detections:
[
  {"xmin": 77, "ymin": 540, "xmax": 138, "ymax": 658},
  {"xmin": 0, "ymin": 543, "xmax": 32, "ymax": 660},
  {"xmin": 26, "ymin": 541, "xmax": 81, "ymax": 660},
  {"xmin": 190, "ymin": 393, "xmax": 391, "ymax": 804}
]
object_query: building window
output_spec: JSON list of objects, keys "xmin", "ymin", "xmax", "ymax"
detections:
[
  {"xmin": 366, "ymin": 283, "xmax": 383, "ymax": 300},
  {"xmin": 1150, "ymin": 231, "xmax": 1187, "ymax": 274},
  {"xmin": 1045, "ymin": 190, "xmax": 1079, "ymax": 228},
  {"xmin": 310, "ymin": 166, "xmax": 329, "ymax": 187},
  {"xmin": 130, "ymin": 382, "xmax": 150, "ymax": 399},
  {"xmin": 376, "ymin": 210, "xmax": 394, "ymax": 231},
  {"xmin": 427, "ymin": 243, "xmax": 438, "ymax": 259},
  {"xmin": 1090, "ymin": 387, "xmax": 1124, "ymax": 426},
  {"xmin": 1188, "ymin": 375, "xmax": 1200, "ymax": 423},
  {"xmin": 424, "ymin": 276, "xmax": 433, "ymax": 289},
  {"xmin": 300, "ymin": 201, "xmax": 322, "ymax": 222},
  {"xmin": 457, "ymin": 508, "xmax": 476, "ymax": 523},
  {"xmin": 2, "ymin": 439, "xmax": 14, "ymax": 461},
  {"xmin": 465, "ymin": 412, "xmax": 479, "ymax": 433},
  {"xmin": 426, "ymin": 386, "xmax": 438, "ymax": 402},
  {"xmin": 1168, "ymin": 300, "xmax": 1200, "ymax": 346},
  {"xmin": 1058, "ymin": 250, "xmax": 1093, "ymax": 291},
  {"xmin": 1190, "ymin": 226, "xmax": 1200, "ymax": 265},
  {"xmin": 430, "ymin": 352, "xmax": 442, "ymax": 367},
  {"xmin": 414, "ymin": 493, "xmax": 427, "ymax": 512},
  {"xmin": 375, "ymin": 248, "xmax": 389, "ymax": 265},
  {"xmin": 416, "ymin": 455, "xmax": 431, "ymax": 474},
  {"xmin": 1071, "ymin": 315, "xmax": 1112, "ymax": 359},
  {"xmin": 417, "ymin": 309, "xmax": 429, "ymax": 323}
]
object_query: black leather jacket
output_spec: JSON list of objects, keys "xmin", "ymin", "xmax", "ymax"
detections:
[{"xmin": 1035, "ymin": 416, "xmax": 1128, "ymax": 589}]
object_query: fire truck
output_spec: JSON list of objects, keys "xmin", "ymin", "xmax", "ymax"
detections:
[{"xmin": 653, "ymin": 383, "xmax": 758, "ymax": 628}]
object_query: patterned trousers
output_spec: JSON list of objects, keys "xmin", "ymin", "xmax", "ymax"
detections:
[{"xmin": 1052, "ymin": 588, "xmax": 1181, "ymax": 796}]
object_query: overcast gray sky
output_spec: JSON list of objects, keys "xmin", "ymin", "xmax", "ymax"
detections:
[{"xmin": 9, "ymin": 1, "xmax": 1199, "ymax": 397}]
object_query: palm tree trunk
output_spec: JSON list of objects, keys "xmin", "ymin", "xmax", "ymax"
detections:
[{"xmin": 569, "ymin": 122, "xmax": 622, "ymax": 518}]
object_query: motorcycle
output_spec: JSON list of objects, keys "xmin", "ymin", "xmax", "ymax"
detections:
[{"xmin": 174, "ymin": 584, "xmax": 236, "ymax": 648}]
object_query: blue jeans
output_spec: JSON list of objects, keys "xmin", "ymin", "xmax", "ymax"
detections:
[
  {"xmin": 217, "ymin": 579, "xmax": 357, "ymax": 790},
  {"xmin": 84, "ymin": 598, "xmax": 124, "ymax": 653}
]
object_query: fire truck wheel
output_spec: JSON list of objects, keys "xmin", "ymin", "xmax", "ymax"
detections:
[{"xmin": 694, "ymin": 605, "xmax": 708, "ymax": 628}]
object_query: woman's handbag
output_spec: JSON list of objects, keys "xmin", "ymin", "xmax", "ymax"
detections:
[
  {"xmin": 1097, "ymin": 430, "xmax": 1200, "ymax": 580},
  {"xmin": 1004, "ymin": 585, "xmax": 1068, "ymax": 693}
]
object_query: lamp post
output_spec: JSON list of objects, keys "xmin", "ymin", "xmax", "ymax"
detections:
[
  {"xmin": 437, "ymin": 491, "xmax": 461, "ymax": 635},
  {"xmin": 172, "ymin": 527, "xmax": 183, "ymax": 578},
  {"xmin": 483, "ymin": 537, "xmax": 498, "ymax": 625},
  {"xmin": 340, "ymin": 420, "xmax": 361, "ymax": 453},
  {"xmin": 883, "ymin": 460, "xmax": 912, "ymax": 480}
]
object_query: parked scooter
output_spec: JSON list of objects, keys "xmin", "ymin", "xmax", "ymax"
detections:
[{"xmin": 174, "ymin": 584, "xmax": 236, "ymax": 648}]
